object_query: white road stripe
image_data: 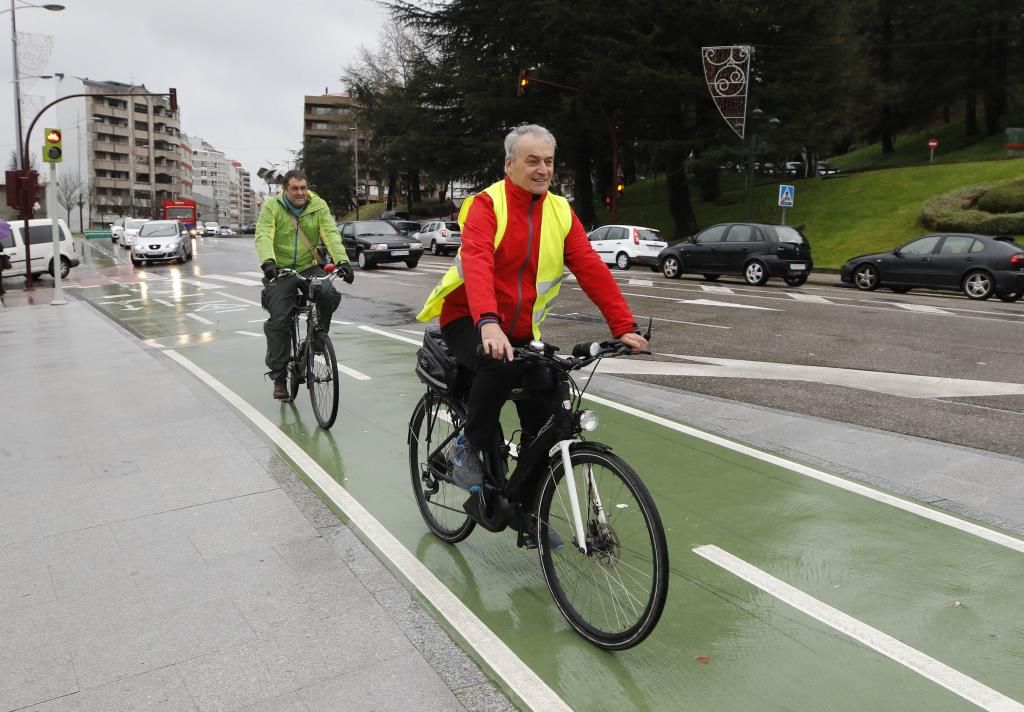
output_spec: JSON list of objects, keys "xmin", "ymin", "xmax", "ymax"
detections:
[
  {"xmin": 186, "ymin": 313, "xmax": 214, "ymax": 325},
  {"xmin": 338, "ymin": 363, "xmax": 371, "ymax": 381},
  {"xmin": 221, "ymin": 293, "xmax": 263, "ymax": 307},
  {"xmin": 154, "ymin": 299, "xmax": 175, "ymax": 307},
  {"xmin": 700, "ymin": 285, "xmax": 735, "ymax": 294},
  {"xmin": 200, "ymin": 273, "xmax": 264, "ymax": 287},
  {"xmin": 143, "ymin": 338, "xmax": 165, "ymax": 349},
  {"xmin": 617, "ymin": 290, "xmax": 782, "ymax": 311},
  {"xmin": 358, "ymin": 325, "xmax": 422, "ymax": 346},
  {"xmin": 162, "ymin": 350, "xmax": 570, "ymax": 712},
  {"xmin": 179, "ymin": 278, "xmax": 227, "ymax": 290},
  {"xmin": 238, "ymin": 271, "xmax": 265, "ymax": 278},
  {"xmin": 889, "ymin": 302, "xmax": 952, "ymax": 315},
  {"xmin": 787, "ymin": 293, "xmax": 832, "ymax": 304},
  {"xmin": 694, "ymin": 545, "xmax": 1024, "ymax": 712},
  {"xmin": 331, "ymin": 320, "xmax": 353, "ymax": 326},
  {"xmin": 234, "ymin": 330, "xmax": 261, "ymax": 337},
  {"xmin": 628, "ymin": 279, "xmax": 654, "ymax": 287}
]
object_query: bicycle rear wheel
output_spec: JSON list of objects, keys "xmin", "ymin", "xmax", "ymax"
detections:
[
  {"xmin": 408, "ymin": 392, "xmax": 475, "ymax": 543},
  {"xmin": 308, "ymin": 330, "xmax": 339, "ymax": 429},
  {"xmin": 537, "ymin": 446, "xmax": 669, "ymax": 650}
]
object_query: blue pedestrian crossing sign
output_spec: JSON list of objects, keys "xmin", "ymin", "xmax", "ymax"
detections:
[{"xmin": 778, "ymin": 184, "xmax": 795, "ymax": 207}]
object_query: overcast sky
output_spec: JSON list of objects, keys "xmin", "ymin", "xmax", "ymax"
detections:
[{"xmin": 1, "ymin": 0, "xmax": 388, "ymax": 189}]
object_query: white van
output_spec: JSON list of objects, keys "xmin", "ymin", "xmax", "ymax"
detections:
[{"xmin": 0, "ymin": 218, "xmax": 80, "ymax": 279}]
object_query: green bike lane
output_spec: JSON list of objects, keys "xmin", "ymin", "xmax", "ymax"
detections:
[{"xmin": 78, "ymin": 284, "xmax": 1024, "ymax": 712}]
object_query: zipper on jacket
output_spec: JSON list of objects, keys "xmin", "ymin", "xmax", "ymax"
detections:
[{"xmin": 508, "ymin": 194, "xmax": 540, "ymax": 337}]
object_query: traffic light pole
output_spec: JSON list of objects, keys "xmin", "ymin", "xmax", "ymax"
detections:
[
  {"xmin": 18, "ymin": 89, "xmax": 176, "ymax": 290},
  {"xmin": 517, "ymin": 74, "xmax": 620, "ymax": 222}
]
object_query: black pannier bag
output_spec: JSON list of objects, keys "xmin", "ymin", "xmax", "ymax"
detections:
[{"xmin": 415, "ymin": 328, "xmax": 459, "ymax": 393}]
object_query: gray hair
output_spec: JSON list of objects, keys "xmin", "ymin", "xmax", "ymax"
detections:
[{"xmin": 504, "ymin": 124, "xmax": 557, "ymax": 160}]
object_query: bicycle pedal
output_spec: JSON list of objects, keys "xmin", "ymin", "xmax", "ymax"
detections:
[{"xmin": 516, "ymin": 528, "xmax": 538, "ymax": 550}]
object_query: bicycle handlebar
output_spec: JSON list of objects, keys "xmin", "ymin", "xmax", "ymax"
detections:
[{"xmin": 270, "ymin": 266, "xmax": 341, "ymax": 285}]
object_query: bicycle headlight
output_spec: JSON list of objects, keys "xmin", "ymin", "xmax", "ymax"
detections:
[{"xmin": 579, "ymin": 410, "xmax": 599, "ymax": 432}]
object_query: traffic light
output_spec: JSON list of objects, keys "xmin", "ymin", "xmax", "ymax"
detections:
[
  {"xmin": 43, "ymin": 128, "xmax": 62, "ymax": 163},
  {"xmin": 616, "ymin": 182, "xmax": 624, "ymax": 193},
  {"xmin": 517, "ymin": 69, "xmax": 528, "ymax": 96}
]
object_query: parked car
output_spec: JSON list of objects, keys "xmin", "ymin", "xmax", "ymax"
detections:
[
  {"xmin": 204, "ymin": 221, "xmax": 221, "ymax": 236},
  {"xmin": 120, "ymin": 218, "xmax": 148, "ymax": 248},
  {"xmin": 337, "ymin": 220, "xmax": 423, "ymax": 269},
  {"xmin": 240, "ymin": 223, "xmax": 256, "ymax": 234},
  {"xmin": 587, "ymin": 224, "xmax": 667, "ymax": 270},
  {"xmin": 657, "ymin": 222, "xmax": 813, "ymax": 286},
  {"xmin": 130, "ymin": 220, "xmax": 193, "ymax": 267},
  {"xmin": 0, "ymin": 218, "xmax": 79, "ymax": 279},
  {"xmin": 387, "ymin": 220, "xmax": 422, "ymax": 238},
  {"xmin": 380, "ymin": 210, "xmax": 410, "ymax": 220},
  {"xmin": 415, "ymin": 220, "xmax": 462, "ymax": 256},
  {"xmin": 110, "ymin": 217, "xmax": 126, "ymax": 244},
  {"xmin": 840, "ymin": 233, "xmax": 1024, "ymax": 301},
  {"xmin": 817, "ymin": 161, "xmax": 840, "ymax": 176},
  {"xmin": 219, "ymin": 226, "xmax": 235, "ymax": 236}
]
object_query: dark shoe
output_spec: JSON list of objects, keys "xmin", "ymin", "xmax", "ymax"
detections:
[
  {"xmin": 520, "ymin": 524, "xmax": 564, "ymax": 551},
  {"xmin": 451, "ymin": 434, "xmax": 484, "ymax": 492},
  {"xmin": 273, "ymin": 378, "xmax": 289, "ymax": 400}
]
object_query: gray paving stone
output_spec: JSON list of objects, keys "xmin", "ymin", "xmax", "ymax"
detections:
[
  {"xmin": 0, "ymin": 525, "xmax": 121, "ymax": 577},
  {"xmin": 322, "ymin": 525, "xmax": 402, "ymax": 593},
  {"xmin": 0, "ymin": 565, "xmax": 55, "ymax": 613},
  {"xmin": 314, "ymin": 604, "xmax": 417, "ymax": 674},
  {"xmin": 454, "ymin": 683, "xmax": 519, "ymax": 712},
  {"xmin": 21, "ymin": 666, "xmax": 197, "ymax": 712},
  {"xmin": 228, "ymin": 490, "xmax": 319, "ymax": 547},
  {"xmin": 299, "ymin": 650, "xmax": 465, "ymax": 712},
  {"xmin": 0, "ymin": 601, "xmax": 78, "ymax": 712},
  {"xmin": 177, "ymin": 644, "xmax": 290, "ymax": 712},
  {"xmin": 227, "ymin": 693, "xmax": 308, "ymax": 712}
]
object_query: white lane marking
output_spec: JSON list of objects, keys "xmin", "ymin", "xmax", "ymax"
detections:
[
  {"xmin": 700, "ymin": 285, "xmax": 735, "ymax": 294},
  {"xmin": 143, "ymin": 338, "xmax": 165, "ymax": 349},
  {"xmin": 238, "ymin": 271, "xmax": 265, "ymax": 278},
  {"xmin": 179, "ymin": 278, "xmax": 227, "ymax": 290},
  {"xmin": 332, "ymin": 320, "xmax": 353, "ymax": 326},
  {"xmin": 652, "ymin": 317, "xmax": 731, "ymax": 330},
  {"xmin": 154, "ymin": 298, "xmax": 175, "ymax": 307},
  {"xmin": 888, "ymin": 302, "xmax": 952, "ymax": 315},
  {"xmin": 358, "ymin": 325, "xmax": 421, "ymax": 346},
  {"xmin": 694, "ymin": 545, "xmax": 1024, "ymax": 712},
  {"xmin": 186, "ymin": 313, "xmax": 214, "ymax": 325},
  {"xmin": 787, "ymin": 293, "xmax": 832, "ymax": 304},
  {"xmin": 596, "ymin": 354, "xmax": 1024, "ymax": 399},
  {"xmin": 162, "ymin": 350, "xmax": 569, "ymax": 712},
  {"xmin": 581, "ymin": 392, "xmax": 1024, "ymax": 554},
  {"xmin": 338, "ymin": 363, "xmax": 371, "ymax": 381},
  {"xmin": 617, "ymin": 290, "xmax": 782, "ymax": 311},
  {"xmin": 200, "ymin": 273, "xmax": 264, "ymax": 287},
  {"xmin": 221, "ymin": 293, "xmax": 263, "ymax": 307},
  {"xmin": 628, "ymin": 279, "xmax": 654, "ymax": 287},
  {"xmin": 399, "ymin": 329, "xmax": 425, "ymax": 336},
  {"xmin": 234, "ymin": 330, "xmax": 262, "ymax": 337}
]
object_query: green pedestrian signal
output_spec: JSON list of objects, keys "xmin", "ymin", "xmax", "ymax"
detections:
[{"xmin": 43, "ymin": 128, "xmax": 63, "ymax": 164}]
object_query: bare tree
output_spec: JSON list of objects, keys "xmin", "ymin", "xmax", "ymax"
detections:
[{"xmin": 56, "ymin": 175, "xmax": 82, "ymax": 226}]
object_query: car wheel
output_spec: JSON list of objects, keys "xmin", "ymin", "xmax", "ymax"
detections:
[
  {"xmin": 406, "ymin": 259, "xmax": 419, "ymax": 268},
  {"xmin": 702, "ymin": 274, "xmax": 721, "ymax": 281},
  {"xmin": 48, "ymin": 256, "xmax": 71, "ymax": 279},
  {"xmin": 963, "ymin": 270, "xmax": 994, "ymax": 300},
  {"xmin": 853, "ymin": 264, "xmax": 879, "ymax": 291},
  {"xmin": 177, "ymin": 246, "xmax": 186, "ymax": 264},
  {"xmin": 357, "ymin": 251, "xmax": 373, "ymax": 269},
  {"xmin": 744, "ymin": 260, "xmax": 769, "ymax": 286},
  {"xmin": 890, "ymin": 286, "xmax": 910, "ymax": 294},
  {"xmin": 661, "ymin": 255, "xmax": 682, "ymax": 279},
  {"xmin": 430, "ymin": 241, "xmax": 440, "ymax": 256},
  {"xmin": 784, "ymin": 273, "xmax": 808, "ymax": 287},
  {"xmin": 615, "ymin": 252, "xmax": 632, "ymax": 270},
  {"xmin": 186, "ymin": 244, "xmax": 194, "ymax": 261},
  {"xmin": 131, "ymin": 257, "xmax": 141, "ymax": 267},
  {"xmin": 997, "ymin": 290, "xmax": 1022, "ymax": 302}
]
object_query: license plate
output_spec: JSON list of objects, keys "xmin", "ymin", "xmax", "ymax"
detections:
[
  {"xmin": 789, "ymin": 263, "xmax": 806, "ymax": 271},
  {"xmin": 391, "ymin": 250, "xmax": 410, "ymax": 256}
]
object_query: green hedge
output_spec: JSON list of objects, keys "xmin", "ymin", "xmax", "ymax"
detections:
[
  {"xmin": 976, "ymin": 179, "xmax": 1024, "ymax": 214},
  {"xmin": 921, "ymin": 181, "xmax": 1024, "ymax": 234}
]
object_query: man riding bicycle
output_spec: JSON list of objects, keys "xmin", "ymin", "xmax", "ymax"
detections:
[
  {"xmin": 255, "ymin": 169, "xmax": 354, "ymax": 400},
  {"xmin": 417, "ymin": 123, "xmax": 647, "ymax": 491}
]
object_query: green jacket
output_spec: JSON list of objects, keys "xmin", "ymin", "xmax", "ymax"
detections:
[{"xmin": 254, "ymin": 189, "xmax": 348, "ymax": 271}]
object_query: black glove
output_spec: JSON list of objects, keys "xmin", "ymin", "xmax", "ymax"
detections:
[
  {"xmin": 338, "ymin": 261, "xmax": 355, "ymax": 285},
  {"xmin": 261, "ymin": 260, "xmax": 278, "ymax": 280}
]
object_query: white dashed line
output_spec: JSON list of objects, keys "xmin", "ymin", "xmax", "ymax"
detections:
[
  {"xmin": 234, "ymin": 330, "xmax": 262, "ymax": 337},
  {"xmin": 186, "ymin": 313, "xmax": 214, "ymax": 325}
]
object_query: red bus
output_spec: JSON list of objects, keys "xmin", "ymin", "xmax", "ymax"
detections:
[{"xmin": 162, "ymin": 198, "xmax": 198, "ymax": 233}]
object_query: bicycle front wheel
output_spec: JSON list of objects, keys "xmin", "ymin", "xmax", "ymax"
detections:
[
  {"xmin": 308, "ymin": 330, "xmax": 339, "ymax": 429},
  {"xmin": 537, "ymin": 446, "xmax": 669, "ymax": 650},
  {"xmin": 408, "ymin": 393, "xmax": 475, "ymax": 543}
]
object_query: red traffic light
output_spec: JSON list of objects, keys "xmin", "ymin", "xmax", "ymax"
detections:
[
  {"xmin": 517, "ymin": 69, "xmax": 528, "ymax": 96},
  {"xmin": 46, "ymin": 129, "xmax": 61, "ymax": 143}
]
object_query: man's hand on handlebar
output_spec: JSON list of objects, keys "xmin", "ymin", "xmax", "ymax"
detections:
[
  {"xmin": 480, "ymin": 322, "xmax": 514, "ymax": 362},
  {"xmin": 336, "ymin": 262, "xmax": 355, "ymax": 284},
  {"xmin": 619, "ymin": 331, "xmax": 648, "ymax": 353},
  {"xmin": 261, "ymin": 260, "xmax": 278, "ymax": 281}
]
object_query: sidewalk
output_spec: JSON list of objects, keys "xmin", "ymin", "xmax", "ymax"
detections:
[{"xmin": 0, "ymin": 295, "xmax": 514, "ymax": 712}]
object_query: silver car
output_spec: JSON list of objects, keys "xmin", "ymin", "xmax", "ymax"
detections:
[
  {"xmin": 131, "ymin": 220, "xmax": 193, "ymax": 266},
  {"xmin": 415, "ymin": 220, "xmax": 462, "ymax": 256},
  {"xmin": 120, "ymin": 218, "xmax": 148, "ymax": 248}
]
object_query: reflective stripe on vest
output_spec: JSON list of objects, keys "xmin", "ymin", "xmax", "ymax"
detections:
[{"xmin": 416, "ymin": 180, "xmax": 571, "ymax": 339}]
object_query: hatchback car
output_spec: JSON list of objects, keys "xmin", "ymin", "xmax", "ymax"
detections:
[
  {"xmin": 415, "ymin": 220, "xmax": 462, "ymax": 256},
  {"xmin": 387, "ymin": 220, "xmax": 422, "ymax": 238},
  {"xmin": 338, "ymin": 220, "xmax": 423, "ymax": 269},
  {"xmin": 588, "ymin": 224, "xmax": 667, "ymax": 270},
  {"xmin": 841, "ymin": 233, "xmax": 1024, "ymax": 301},
  {"xmin": 658, "ymin": 222, "xmax": 813, "ymax": 286},
  {"xmin": 120, "ymin": 218, "xmax": 148, "ymax": 248},
  {"xmin": 131, "ymin": 220, "xmax": 193, "ymax": 266}
]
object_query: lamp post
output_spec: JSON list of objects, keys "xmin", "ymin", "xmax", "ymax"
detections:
[
  {"xmin": 347, "ymin": 126, "xmax": 359, "ymax": 219},
  {"xmin": 744, "ymin": 108, "xmax": 780, "ymax": 221}
]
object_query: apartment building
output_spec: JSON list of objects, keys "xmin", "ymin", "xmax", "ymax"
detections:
[
  {"xmin": 192, "ymin": 139, "xmax": 230, "ymax": 225},
  {"xmin": 302, "ymin": 94, "xmax": 380, "ymax": 201}
]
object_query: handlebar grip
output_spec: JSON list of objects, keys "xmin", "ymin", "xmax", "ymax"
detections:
[{"xmin": 324, "ymin": 263, "xmax": 336, "ymax": 273}]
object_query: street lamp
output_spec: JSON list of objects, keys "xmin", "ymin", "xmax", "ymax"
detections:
[
  {"xmin": 347, "ymin": 126, "xmax": 359, "ymax": 219},
  {"xmin": 6, "ymin": 1, "xmax": 66, "ymax": 170}
]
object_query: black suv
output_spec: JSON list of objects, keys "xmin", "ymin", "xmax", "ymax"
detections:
[{"xmin": 657, "ymin": 222, "xmax": 813, "ymax": 286}]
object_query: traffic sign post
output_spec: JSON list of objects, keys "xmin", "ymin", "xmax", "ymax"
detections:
[
  {"xmin": 778, "ymin": 184, "xmax": 795, "ymax": 225},
  {"xmin": 928, "ymin": 137, "xmax": 938, "ymax": 163}
]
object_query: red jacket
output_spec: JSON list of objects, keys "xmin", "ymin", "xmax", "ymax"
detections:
[{"xmin": 440, "ymin": 177, "xmax": 637, "ymax": 341}]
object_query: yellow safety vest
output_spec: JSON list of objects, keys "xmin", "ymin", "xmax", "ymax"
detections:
[{"xmin": 417, "ymin": 180, "xmax": 572, "ymax": 339}]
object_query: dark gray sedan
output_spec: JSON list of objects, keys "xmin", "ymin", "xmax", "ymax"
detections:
[
  {"xmin": 337, "ymin": 220, "xmax": 424, "ymax": 269},
  {"xmin": 840, "ymin": 233, "xmax": 1024, "ymax": 301}
]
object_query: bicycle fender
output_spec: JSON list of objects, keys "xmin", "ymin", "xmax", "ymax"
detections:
[{"xmin": 547, "ymin": 440, "xmax": 613, "ymax": 458}]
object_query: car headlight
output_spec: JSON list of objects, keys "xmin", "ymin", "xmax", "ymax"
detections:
[
  {"xmin": 409, "ymin": 241, "xmax": 422, "ymax": 248},
  {"xmin": 188, "ymin": 229, "xmax": 197, "ymax": 237},
  {"xmin": 372, "ymin": 243, "xmax": 388, "ymax": 250}
]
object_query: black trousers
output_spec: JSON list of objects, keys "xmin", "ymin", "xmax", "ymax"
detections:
[
  {"xmin": 441, "ymin": 317, "xmax": 560, "ymax": 455},
  {"xmin": 262, "ymin": 266, "xmax": 341, "ymax": 379}
]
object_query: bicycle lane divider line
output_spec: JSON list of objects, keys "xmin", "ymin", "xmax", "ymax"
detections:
[
  {"xmin": 582, "ymin": 392, "xmax": 1024, "ymax": 555},
  {"xmin": 693, "ymin": 544, "xmax": 1024, "ymax": 712},
  {"xmin": 160, "ymin": 348, "xmax": 570, "ymax": 712},
  {"xmin": 186, "ymin": 313, "xmax": 214, "ymax": 326},
  {"xmin": 337, "ymin": 363, "xmax": 371, "ymax": 381},
  {"xmin": 358, "ymin": 324, "xmax": 422, "ymax": 346}
]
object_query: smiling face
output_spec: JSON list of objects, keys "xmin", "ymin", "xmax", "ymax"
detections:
[
  {"xmin": 284, "ymin": 177, "xmax": 309, "ymax": 207},
  {"xmin": 505, "ymin": 134, "xmax": 555, "ymax": 195}
]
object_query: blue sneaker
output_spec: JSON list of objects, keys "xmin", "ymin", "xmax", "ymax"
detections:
[{"xmin": 451, "ymin": 434, "xmax": 484, "ymax": 492}]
